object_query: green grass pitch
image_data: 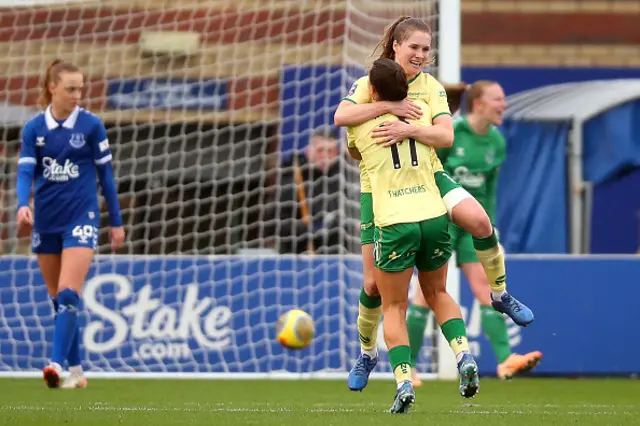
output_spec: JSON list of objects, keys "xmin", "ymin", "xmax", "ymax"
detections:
[{"xmin": 0, "ymin": 378, "xmax": 638, "ymax": 425}]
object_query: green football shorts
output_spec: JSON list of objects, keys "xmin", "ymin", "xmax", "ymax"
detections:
[
  {"xmin": 360, "ymin": 192, "xmax": 374, "ymax": 245},
  {"xmin": 373, "ymin": 214, "xmax": 451, "ymax": 272},
  {"xmin": 360, "ymin": 173, "xmax": 461, "ymax": 246}
]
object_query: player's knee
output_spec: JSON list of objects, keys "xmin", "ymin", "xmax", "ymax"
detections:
[
  {"xmin": 421, "ymin": 285, "xmax": 446, "ymax": 306},
  {"xmin": 56, "ymin": 288, "xmax": 80, "ymax": 309},
  {"xmin": 363, "ymin": 277, "xmax": 379, "ymax": 297},
  {"xmin": 452, "ymin": 200, "xmax": 493, "ymax": 238},
  {"xmin": 466, "ymin": 213, "xmax": 492, "ymax": 239},
  {"xmin": 382, "ymin": 301, "xmax": 408, "ymax": 319}
]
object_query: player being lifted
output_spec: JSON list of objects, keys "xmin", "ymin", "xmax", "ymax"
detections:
[
  {"xmin": 16, "ymin": 59, "xmax": 125, "ymax": 388},
  {"xmin": 334, "ymin": 16, "xmax": 534, "ymax": 391},
  {"xmin": 409, "ymin": 81, "xmax": 543, "ymax": 383},
  {"xmin": 348, "ymin": 58, "xmax": 479, "ymax": 413}
]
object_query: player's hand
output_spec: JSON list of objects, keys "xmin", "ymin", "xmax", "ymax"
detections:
[
  {"xmin": 16, "ymin": 206, "xmax": 33, "ymax": 230},
  {"xmin": 385, "ymin": 99, "xmax": 422, "ymax": 120},
  {"xmin": 109, "ymin": 226, "xmax": 125, "ymax": 252},
  {"xmin": 371, "ymin": 121, "xmax": 414, "ymax": 146}
]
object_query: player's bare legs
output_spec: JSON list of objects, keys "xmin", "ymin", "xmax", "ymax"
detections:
[
  {"xmin": 450, "ymin": 198, "xmax": 492, "ymax": 239},
  {"xmin": 450, "ymin": 198, "xmax": 534, "ymax": 326},
  {"xmin": 38, "ymin": 254, "xmax": 61, "ymax": 299},
  {"xmin": 417, "ymin": 265, "xmax": 479, "ymax": 398},
  {"xmin": 407, "ymin": 288, "xmax": 428, "ymax": 387},
  {"xmin": 361, "ymin": 245, "xmax": 380, "ymax": 298},
  {"xmin": 348, "ymin": 243, "xmax": 381, "ymax": 391},
  {"xmin": 376, "ymin": 267, "xmax": 413, "ymax": 349},
  {"xmin": 58, "ymin": 247, "xmax": 94, "ymax": 292},
  {"xmin": 375, "ymin": 266, "xmax": 415, "ymax": 412}
]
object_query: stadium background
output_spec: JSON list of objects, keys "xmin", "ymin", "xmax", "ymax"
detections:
[
  {"xmin": 0, "ymin": 0, "xmax": 639, "ymax": 382},
  {"xmin": 1, "ymin": 0, "xmax": 639, "ymax": 256}
]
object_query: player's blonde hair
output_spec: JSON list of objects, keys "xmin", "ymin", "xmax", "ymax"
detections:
[
  {"xmin": 38, "ymin": 59, "xmax": 81, "ymax": 109},
  {"xmin": 373, "ymin": 16, "xmax": 435, "ymax": 66},
  {"xmin": 465, "ymin": 80, "xmax": 500, "ymax": 113}
]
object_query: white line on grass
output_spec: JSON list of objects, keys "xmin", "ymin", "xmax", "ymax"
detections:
[
  {"xmin": 1, "ymin": 403, "xmax": 638, "ymax": 416},
  {"xmin": 0, "ymin": 404, "xmax": 358, "ymax": 413}
]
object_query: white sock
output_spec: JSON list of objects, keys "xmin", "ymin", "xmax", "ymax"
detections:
[
  {"xmin": 362, "ymin": 347, "xmax": 378, "ymax": 359},
  {"xmin": 49, "ymin": 362, "xmax": 62, "ymax": 372},
  {"xmin": 491, "ymin": 289, "xmax": 506, "ymax": 300},
  {"xmin": 455, "ymin": 350, "xmax": 470, "ymax": 364},
  {"xmin": 69, "ymin": 365, "xmax": 83, "ymax": 376},
  {"xmin": 397, "ymin": 379, "xmax": 411, "ymax": 390}
]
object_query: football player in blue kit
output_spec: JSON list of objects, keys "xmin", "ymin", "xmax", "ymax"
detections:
[{"xmin": 16, "ymin": 59, "xmax": 125, "ymax": 389}]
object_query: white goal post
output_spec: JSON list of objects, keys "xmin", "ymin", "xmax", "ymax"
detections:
[{"xmin": 0, "ymin": 0, "xmax": 461, "ymax": 380}]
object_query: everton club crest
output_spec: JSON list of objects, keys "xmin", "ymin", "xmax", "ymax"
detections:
[{"xmin": 69, "ymin": 133, "xmax": 86, "ymax": 149}]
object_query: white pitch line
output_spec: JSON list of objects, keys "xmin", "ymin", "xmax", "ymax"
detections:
[
  {"xmin": 0, "ymin": 404, "xmax": 358, "ymax": 413},
  {"xmin": 450, "ymin": 409, "xmax": 636, "ymax": 416},
  {"xmin": 1, "ymin": 403, "xmax": 638, "ymax": 415}
]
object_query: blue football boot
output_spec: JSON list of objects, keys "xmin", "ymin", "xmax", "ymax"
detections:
[
  {"xmin": 491, "ymin": 292, "xmax": 534, "ymax": 326},
  {"xmin": 347, "ymin": 353, "xmax": 377, "ymax": 391}
]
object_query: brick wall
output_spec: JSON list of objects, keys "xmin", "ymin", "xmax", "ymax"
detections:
[{"xmin": 461, "ymin": 0, "xmax": 640, "ymax": 67}]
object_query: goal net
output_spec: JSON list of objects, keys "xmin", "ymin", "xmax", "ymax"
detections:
[{"xmin": 0, "ymin": 0, "xmax": 460, "ymax": 379}]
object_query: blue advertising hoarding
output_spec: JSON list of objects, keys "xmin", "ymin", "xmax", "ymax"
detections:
[
  {"xmin": 107, "ymin": 78, "xmax": 228, "ymax": 110},
  {"xmin": 0, "ymin": 256, "xmax": 637, "ymax": 376}
]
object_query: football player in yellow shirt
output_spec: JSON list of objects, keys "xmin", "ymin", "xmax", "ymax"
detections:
[
  {"xmin": 347, "ymin": 58, "xmax": 479, "ymax": 414},
  {"xmin": 335, "ymin": 16, "xmax": 533, "ymax": 391}
]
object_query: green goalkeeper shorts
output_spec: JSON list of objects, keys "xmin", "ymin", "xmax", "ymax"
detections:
[
  {"xmin": 374, "ymin": 214, "xmax": 451, "ymax": 272},
  {"xmin": 360, "ymin": 192, "xmax": 374, "ymax": 245}
]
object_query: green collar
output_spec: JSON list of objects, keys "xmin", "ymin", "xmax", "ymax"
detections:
[{"xmin": 408, "ymin": 72, "xmax": 422, "ymax": 85}]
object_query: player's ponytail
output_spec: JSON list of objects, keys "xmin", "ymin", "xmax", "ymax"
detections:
[
  {"xmin": 373, "ymin": 16, "xmax": 433, "ymax": 62},
  {"xmin": 374, "ymin": 16, "xmax": 411, "ymax": 60},
  {"xmin": 37, "ymin": 59, "xmax": 81, "ymax": 109}
]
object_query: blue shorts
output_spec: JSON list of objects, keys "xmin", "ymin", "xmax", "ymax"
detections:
[{"xmin": 32, "ymin": 216, "xmax": 99, "ymax": 254}]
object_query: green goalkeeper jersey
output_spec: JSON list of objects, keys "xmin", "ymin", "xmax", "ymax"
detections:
[{"xmin": 438, "ymin": 116, "xmax": 506, "ymax": 222}]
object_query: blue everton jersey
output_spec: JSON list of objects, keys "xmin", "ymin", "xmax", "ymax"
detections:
[{"xmin": 18, "ymin": 106, "xmax": 112, "ymax": 233}]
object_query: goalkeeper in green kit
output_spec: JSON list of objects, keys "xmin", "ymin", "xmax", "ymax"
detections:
[{"xmin": 408, "ymin": 81, "xmax": 543, "ymax": 384}]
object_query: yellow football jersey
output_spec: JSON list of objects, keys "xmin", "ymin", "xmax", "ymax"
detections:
[
  {"xmin": 345, "ymin": 71, "xmax": 450, "ymax": 193},
  {"xmin": 347, "ymin": 107, "xmax": 446, "ymax": 227},
  {"xmin": 355, "ymin": 142, "xmax": 443, "ymax": 194}
]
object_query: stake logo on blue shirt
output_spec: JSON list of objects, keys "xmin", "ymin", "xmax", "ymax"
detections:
[{"xmin": 42, "ymin": 157, "xmax": 80, "ymax": 182}]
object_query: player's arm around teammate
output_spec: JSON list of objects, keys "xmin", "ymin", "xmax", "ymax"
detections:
[
  {"xmin": 15, "ymin": 59, "xmax": 124, "ymax": 389},
  {"xmin": 346, "ymin": 60, "xmax": 479, "ymax": 413},
  {"xmin": 333, "ymin": 17, "xmax": 493, "ymax": 295},
  {"xmin": 334, "ymin": 16, "xmax": 533, "ymax": 338}
]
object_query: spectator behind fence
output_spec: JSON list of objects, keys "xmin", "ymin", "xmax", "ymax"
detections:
[{"xmin": 277, "ymin": 125, "xmax": 343, "ymax": 254}]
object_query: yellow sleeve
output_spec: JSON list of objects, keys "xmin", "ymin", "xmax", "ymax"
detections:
[
  {"xmin": 430, "ymin": 149, "xmax": 443, "ymax": 173},
  {"xmin": 343, "ymin": 76, "xmax": 372, "ymax": 105},
  {"xmin": 427, "ymin": 76, "xmax": 451, "ymax": 121},
  {"xmin": 359, "ymin": 162, "xmax": 372, "ymax": 193},
  {"xmin": 347, "ymin": 125, "xmax": 371, "ymax": 192},
  {"xmin": 347, "ymin": 127, "xmax": 356, "ymax": 148}
]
